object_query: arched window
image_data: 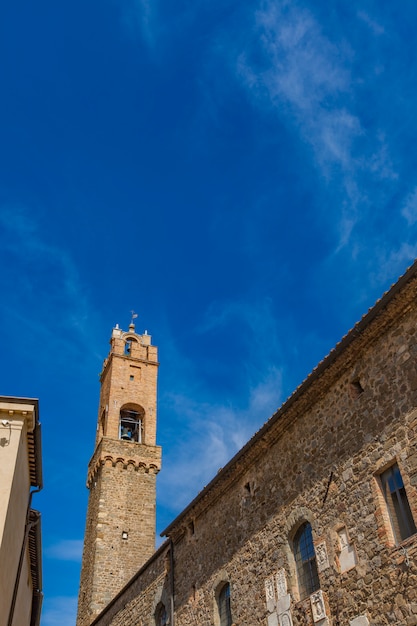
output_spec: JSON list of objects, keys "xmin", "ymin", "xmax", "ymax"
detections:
[
  {"xmin": 119, "ymin": 408, "xmax": 142, "ymax": 443},
  {"xmin": 218, "ymin": 582, "xmax": 232, "ymax": 626},
  {"xmin": 293, "ymin": 522, "xmax": 319, "ymax": 599},
  {"xmin": 155, "ymin": 602, "xmax": 168, "ymax": 626},
  {"xmin": 380, "ymin": 463, "xmax": 417, "ymax": 543}
]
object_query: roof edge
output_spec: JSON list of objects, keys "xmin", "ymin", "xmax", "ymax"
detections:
[
  {"xmin": 0, "ymin": 397, "xmax": 43, "ymax": 489},
  {"xmin": 162, "ymin": 260, "xmax": 417, "ymax": 537}
]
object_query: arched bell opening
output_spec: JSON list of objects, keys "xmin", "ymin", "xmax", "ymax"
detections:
[
  {"xmin": 119, "ymin": 404, "xmax": 145, "ymax": 443},
  {"xmin": 124, "ymin": 336, "xmax": 138, "ymax": 356}
]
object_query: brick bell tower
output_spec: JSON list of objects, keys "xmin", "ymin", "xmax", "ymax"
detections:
[{"xmin": 77, "ymin": 317, "xmax": 161, "ymax": 626}]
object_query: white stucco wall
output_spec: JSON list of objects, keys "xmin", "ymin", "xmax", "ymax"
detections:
[
  {"xmin": 12, "ymin": 547, "xmax": 34, "ymax": 626},
  {"xmin": 0, "ymin": 418, "xmax": 31, "ymax": 626}
]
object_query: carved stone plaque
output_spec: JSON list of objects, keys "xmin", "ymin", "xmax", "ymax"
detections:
[
  {"xmin": 339, "ymin": 527, "xmax": 349, "ymax": 550},
  {"xmin": 310, "ymin": 590, "xmax": 326, "ymax": 622},
  {"xmin": 265, "ymin": 576, "xmax": 276, "ymax": 613},
  {"xmin": 268, "ymin": 612, "xmax": 279, "ymax": 626},
  {"xmin": 315, "ymin": 541, "xmax": 330, "ymax": 572},
  {"xmin": 276, "ymin": 568, "xmax": 287, "ymax": 599},
  {"xmin": 349, "ymin": 617, "xmax": 370, "ymax": 626},
  {"xmin": 277, "ymin": 593, "xmax": 291, "ymax": 615},
  {"xmin": 338, "ymin": 527, "xmax": 357, "ymax": 572},
  {"xmin": 279, "ymin": 611, "xmax": 293, "ymax": 626}
]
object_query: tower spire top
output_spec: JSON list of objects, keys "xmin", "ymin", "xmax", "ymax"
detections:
[{"xmin": 129, "ymin": 310, "xmax": 138, "ymax": 332}]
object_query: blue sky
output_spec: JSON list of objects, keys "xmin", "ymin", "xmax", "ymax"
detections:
[{"xmin": 1, "ymin": 1, "xmax": 417, "ymax": 624}]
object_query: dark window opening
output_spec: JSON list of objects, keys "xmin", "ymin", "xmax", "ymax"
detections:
[
  {"xmin": 155, "ymin": 603, "xmax": 168, "ymax": 626},
  {"xmin": 294, "ymin": 522, "xmax": 320, "ymax": 599},
  {"xmin": 218, "ymin": 583, "xmax": 232, "ymax": 626},
  {"xmin": 120, "ymin": 409, "xmax": 142, "ymax": 443},
  {"xmin": 100, "ymin": 409, "xmax": 105, "ymax": 435},
  {"xmin": 124, "ymin": 337, "xmax": 138, "ymax": 356},
  {"xmin": 380, "ymin": 463, "xmax": 416, "ymax": 542},
  {"xmin": 350, "ymin": 379, "xmax": 364, "ymax": 399}
]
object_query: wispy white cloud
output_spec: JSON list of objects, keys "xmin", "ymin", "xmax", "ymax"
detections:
[
  {"xmin": 159, "ymin": 297, "xmax": 283, "ymax": 512},
  {"xmin": 366, "ymin": 134, "xmax": 397, "ymax": 181},
  {"xmin": 160, "ymin": 364, "xmax": 282, "ymax": 511},
  {"xmin": 237, "ymin": 2, "xmax": 358, "ymax": 171},
  {"xmin": 357, "ymin": 10, "xmax": 385, "ymax": 36},
  {"xmin": 42, "ymin": 596, "xmax": 78, "ymax": 626},
  {"xmin": 121, "ymin": 0, "xmax": 156, "ymax": 47},
  {"xmin": 370, "ymin": 243, "xmax": 417, "ymax": 288},
  {"xmin": 401, "ymin": 187, "xmax": 417, "ymax": 225},
  {"xmin": 199, "ymin": 296, "xmax": 280, "ymax": 357},
  {"xmin": 232, "ymin": 1, "xmax": 397, "ymax": 252},
  {"xmin": 0, "ymin": 206, "xmax": 92, "ymax": 359},
  {"xmin": 45, "ymin": 539, "xmax": 83, "ymax": 562}
]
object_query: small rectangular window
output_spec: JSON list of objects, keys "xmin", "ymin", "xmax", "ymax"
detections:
[
  {"xmin": 129, "ymin": 364, "xmax": 141, "ymax": 380},
  {"xmin": 380, "ymin": 463, "xmax": 416, "ymax": 543}
]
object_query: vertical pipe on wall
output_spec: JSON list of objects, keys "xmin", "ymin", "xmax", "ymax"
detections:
[{"xmin": 169, "ymin": 538, "xmax": 175, "ymax": 626}]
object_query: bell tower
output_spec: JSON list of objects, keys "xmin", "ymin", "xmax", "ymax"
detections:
[{"xmin": 77, "ymin": 319, "xmax": 161, "ymax": 626}]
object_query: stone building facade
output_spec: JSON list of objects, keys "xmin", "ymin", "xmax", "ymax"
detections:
[
  {"xmin": 80, "ymin": 262, "xmax": 417, "ymax": 626},
  {"xmin": 77, "ymin": 322, "xmax": 161, "ymax": 626}
]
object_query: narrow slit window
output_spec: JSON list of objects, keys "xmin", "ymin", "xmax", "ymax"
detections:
[
  {"xmin": 100, "ymin": 409, "xmax": 105, "ymax": 435},
  {"xmin": 350, "ymin": 379, "xmax": 364, "ymax": 399},
  {"xmin": 155, "ymin": 603, "xmax": 168, "ymax": 626}
]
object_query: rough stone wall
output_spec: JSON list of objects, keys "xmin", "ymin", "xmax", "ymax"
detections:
[
  {"xmin": 89, "ymin": 271, "xmax": 417, "ymax": 626},
  {"xmin": 89, "ymin": 542, "xmax": 171, "ymax": 626},
  {"xmin": 78, "ymin": 456, "xmax": 160, "ymax": 626},
  {"xmin": 77, "ymin": 460, "xmax": 101, "ymax": 626}
]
